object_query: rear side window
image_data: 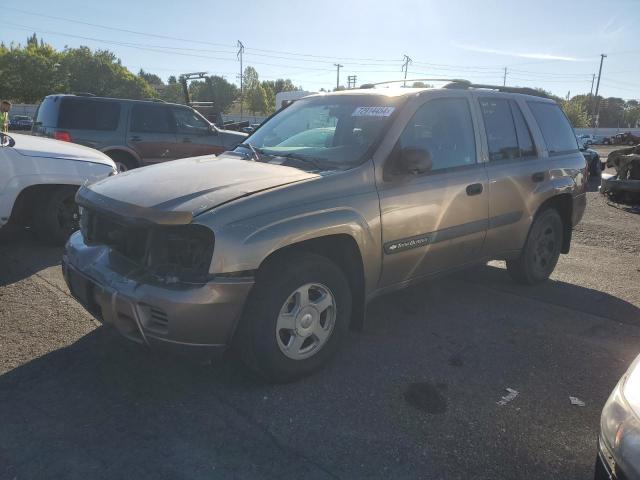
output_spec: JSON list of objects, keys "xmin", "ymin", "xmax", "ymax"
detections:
[
  {"xmin": 58, "ymin": 98, "xmax": 120, "ymax": 131},
  {"xmin": 510, "ymin": 101, "xmax": 536, "ymax": 157},
  {"xmin": 527, "ymin": 102, "xmax": 578, "ymax": 155},
  {"xmin": 130, "ymin": 105, "xmax": 173, "ymax": 133},
  {"xmin": 35, "ymin": 97, "xmax": 61, "ymax": 127},
  {"xmin": 479, "ymin": 98, "xmax": 519, "ymax": 161}
]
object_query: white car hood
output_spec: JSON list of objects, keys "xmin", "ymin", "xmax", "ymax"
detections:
[{"xmin": 11, "ymin": 133, "xmax": 115, "ymax": 168}]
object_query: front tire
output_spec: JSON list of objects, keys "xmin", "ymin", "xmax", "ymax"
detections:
[
  {"xmin": 507, "ymin": 209, "xmax": 563, "ymax": 285},
  {"xmin": 236, "ymin": 253, "xmax": 352, "ymax": 383},
  {"xmin": 34, "ymin": 187, "xmax": 80, "ymax": 245}
]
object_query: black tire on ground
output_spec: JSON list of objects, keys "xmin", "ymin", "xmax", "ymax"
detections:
[
  {"xmin": 33, "ymin": 186, "xmax": 80, "ymax": 246},
  {"xmin": 506, "ymin": 208, "xmax": 563, "ymax": 285},
  {"xmin": 236, "ymin": 253, "xmax": 352, "ymax": 383},
  {"xmin": 107, "ymin": 151, "xmax": 138, "ymax": 172}
]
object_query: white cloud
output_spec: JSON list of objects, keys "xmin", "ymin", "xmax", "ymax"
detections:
[{"xmin": 451, "ymin": 42, "xmax": 586, "ymax": 62}]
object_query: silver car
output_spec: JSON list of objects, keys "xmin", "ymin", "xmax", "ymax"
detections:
[
  {"xmin": 62, "ymin": 82, "xmax": 587, "ymax": 382},
  {"xmin": 596, "ymin": 353, "xmax": 640, "ymax": 480}
]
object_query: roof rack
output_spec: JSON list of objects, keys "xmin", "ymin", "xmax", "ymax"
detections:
[
  {"xmin": 359, "ymin": 78, "xmax": 550, "ymax": 98},
  {"xmin": 71, "ymin": 92, "xmax": 96, "ymax": 97},
  {"xmin": 143, "ymin": 98, "xmax": 167, "ymax": 103},
  {"xmin": 360, "ymin": 78, "xmax": 468, "ymax": 89},
  {"xmin": 442, "ymin": 80, "xmax": 549, "ymax": 98}
]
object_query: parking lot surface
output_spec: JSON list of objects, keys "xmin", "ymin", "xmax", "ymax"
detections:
[{"xmin": 1, "ymin": 175, "xmax": 639, "ymax": 479}]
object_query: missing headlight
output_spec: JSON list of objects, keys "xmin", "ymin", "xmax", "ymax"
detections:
[{"xmin": 146, "ymin": 224, "xmax": 215, "ymax": 284}]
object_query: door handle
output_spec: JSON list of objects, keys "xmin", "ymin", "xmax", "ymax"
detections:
[
  {"xmin": 129, "ymin": 136, "xmax": 142, "ymax": 142},
  {"xmin": 466, "ymin": 183, "xmax": 483, "ymax": 196},
  {"xmin": 182, "ymin": 138, "xmax": 192, "ymax": 143},
  {"xmin": 532, "ymin": 171, "xmax": 545, "ymax": 182}
]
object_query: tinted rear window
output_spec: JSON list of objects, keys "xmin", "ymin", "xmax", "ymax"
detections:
[
  {"xmin": 58, "ymin": 98, "xmax": 121, "ymax": 131},
  {"xmin": 527, "ymin": 102, "xmax": 577, "ymax": 155},
  {"xmin": 130, "ymin": 105, "xmax": 173, "ymax": 133},
  {"xmin": 35, "ymin": 97, "xmax": 60, "ymax": 127}
]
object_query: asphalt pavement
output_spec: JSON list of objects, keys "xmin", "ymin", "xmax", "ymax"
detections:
[{"xmin": 0, "ymin": 182, "xmax": 639, "ymax": 480}]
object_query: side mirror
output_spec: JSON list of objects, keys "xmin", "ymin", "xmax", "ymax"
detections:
[
  {"xmin": 210, "ymin": 125, "xmax": 219, "ymax": 135},
  {"xmin": 398, "ymin": 147, "xmax": 432, "ymax": 175}
]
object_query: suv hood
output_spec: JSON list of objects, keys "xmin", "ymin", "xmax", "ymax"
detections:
[
  {"xmin": 76, "ymin": 152, "xmax": 319, "ymax": 225},
  {"xmin": 11, "ymin": 133, "xmax": 115, "ymax": 168}
]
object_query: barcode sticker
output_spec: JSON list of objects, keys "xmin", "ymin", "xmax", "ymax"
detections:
[{"xmin": 352, "ymin": 106, "xmax": 395, "ymax": 117}]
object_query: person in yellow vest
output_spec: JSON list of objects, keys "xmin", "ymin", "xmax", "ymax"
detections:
[{"xmin": 0, "ymin": 100, "xmax": 11, "ymax": 133}]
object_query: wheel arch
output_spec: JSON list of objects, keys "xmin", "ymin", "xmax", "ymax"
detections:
[
  {"xmin": 102, "ymin": 147, "xmax": 140, "ymax": 167},
  {"xmin": 533, "ymin": 193, "xmax": 573, "ymax": 254},
  {"xmin": 8, "ymin": 183, "xmax": 79, "ymax": 226},
  {"xmin": 256, "ymin": 234, "xmax": 367, "ymax": 331}
]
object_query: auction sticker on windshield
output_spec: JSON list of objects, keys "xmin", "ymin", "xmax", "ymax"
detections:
[{"xmin": 352, "ymin": 106, "xmax": 395, "ymax": 117}]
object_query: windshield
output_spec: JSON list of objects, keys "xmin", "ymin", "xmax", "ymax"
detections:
[{"xmin": 236, "ymin": 95, "xmax": 402, "ymax": 171}]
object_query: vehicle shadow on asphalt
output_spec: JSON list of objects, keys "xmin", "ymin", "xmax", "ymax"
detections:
[
  {"xmin": 452, "ymin": 264, "xmax": 640, "ymax": 326},
  {"xmin": 1, "ymin": 265, "xmax": 639, "ymax": 478},
  {"xmin": 0, "ymin": 227, "xmax": 63, "ymax": 287}
]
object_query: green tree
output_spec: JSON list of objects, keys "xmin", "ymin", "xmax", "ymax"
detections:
[
  {"xmin": 190, "ymin": 75, "xmax": 238, "ymax": 113},
  {"xmin": 59, "ymin": 47, "xmax": 154, "ymax": 99},
  {"xmin": 138, "ymin": 69, "xmax": 163, "ymax": 86},
  {"xmin": 243, "ymin": 66, "xmax": 259, "ymax": 91},
  {"xmin": 561, "ymin": 99, "xmax": 589, "ymax": 128},
  {"xmin": 0, "ymin": 38, "xmax": 64, "ymax": 102},
  {"xmin": 248, "ymin": 82, "xmax": 268, "ymax": 114},
  {"xmin": 0, "ymin": 36, "xmax": 155, "ymax": 102},
  {"xmin": 261, "ymin": 81, "xmax": 275, "ymax": 114}
]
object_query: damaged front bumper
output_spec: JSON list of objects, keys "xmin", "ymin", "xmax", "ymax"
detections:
[{"xmin": 62, "ymin": 231, "xmax": 254, "ymax": 358}]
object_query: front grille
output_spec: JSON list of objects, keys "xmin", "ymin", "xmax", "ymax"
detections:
[{"xmin": 80, "ymin": 209, "xmax": 214, "ymax": 284}]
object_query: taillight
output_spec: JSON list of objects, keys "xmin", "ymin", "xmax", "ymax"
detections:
[{"xmin": 54, "ymin": 131, "xmax": 72, "ymax": 142}]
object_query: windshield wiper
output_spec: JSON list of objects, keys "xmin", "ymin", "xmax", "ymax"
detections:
[
  {"xmin": 237, "ymin": 142, "xmax": 263, "ymax": 162},
  {"xmin": 274, "ymin": 152, "xmax": 323, "ymax": 171}
]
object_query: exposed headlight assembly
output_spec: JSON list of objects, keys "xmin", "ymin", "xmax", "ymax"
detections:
[{"xmin": 600, "ymin": 355, "xmax": 640, "ymax": 479}]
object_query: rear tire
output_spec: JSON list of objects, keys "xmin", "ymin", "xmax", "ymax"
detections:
[
  {"xmin": 507, "ymin": 209, "xmax": 563, "ymax": 285},
  {"xmin": 236, "ymin": 253, "xmax": 352, "ymax": 383},
  {"xmin": 34, "ymin": 187, "xmax": 79, "ymax": 246},
  {"xmin": 106, "ymin": 151, "xmax": 138, "ymax": 172}
]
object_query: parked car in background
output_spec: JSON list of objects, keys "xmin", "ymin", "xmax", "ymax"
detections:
[
  {"xmin": 32, "ymin": 94, "xmax": 247, "ymax": 172},
  {"xmin": 63, "ymin": 83, "xmax": 587, "ymax": 382},
  {"xmin": 580, "ymin": 145, "xmax": 602, "ymax": 177},
  {"xmin": 9, "ymin": 115, "xmax": 33, "ymax": 131},
  {"xmin": 578, "ymin": 133, "xmax": 595, "ymax": 146},
  {"xmin": 596, "ymin": 353, "xmax": 640, "ymax": 480},
  {"xmin": 0, "ymin": 132, "xmax": 116, "ymax": 244},
  {"xmin": 604, "ymin": 132, "xmax": 640, "ymax": 146}
]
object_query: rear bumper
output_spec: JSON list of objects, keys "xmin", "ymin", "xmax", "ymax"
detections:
[{"xmin": 62, "ymin": 232, "xmax": 254, "ymax": 358}]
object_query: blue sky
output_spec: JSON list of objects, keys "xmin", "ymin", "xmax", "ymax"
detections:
[{"xmin": 1, "ymin": 0, "xmax": 639, "ymax": 99}]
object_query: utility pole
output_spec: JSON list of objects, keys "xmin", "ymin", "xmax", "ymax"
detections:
[
  {"xmin": 334, "ymin": 63, "xmax": 343, "ymax": 90},
  {"xmin": 592, "ymin": 53, "xmax": 607, "ymax": 129},
  {"xmin": 347, "ymin": 75, "xmax": 357, "ymax": 89},
  {"xmin": 402, "ymin": 55, "xmax": 412, "ymax": 87},
  {"xmin": 503, "ymin": 67, "xmax": 507, "ymax": 86},
  {"xmin": 237, "ymin": 40, "xmax": 245, "ymax": 121}
]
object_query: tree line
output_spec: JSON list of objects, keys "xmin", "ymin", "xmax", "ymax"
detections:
[
  {"xmin": 0, "ymin": 35, "xmax": 301, "ymax": 115},
  {"xmin": 1, "ymin": 35, "xmax": 638, "ymax": 126}
]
